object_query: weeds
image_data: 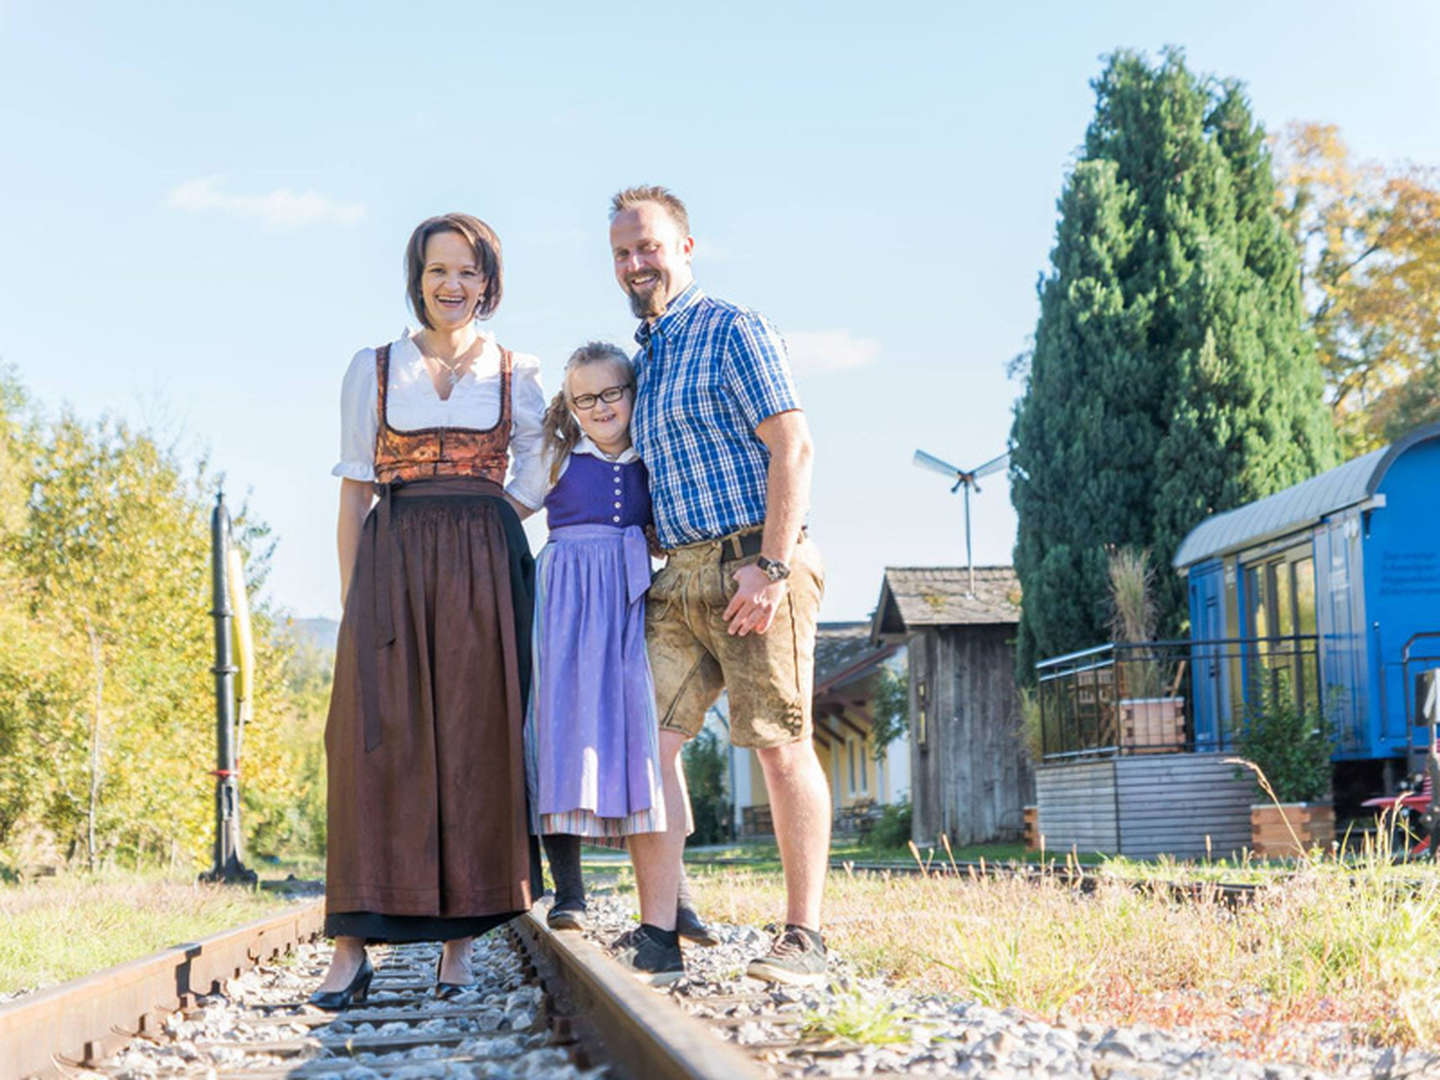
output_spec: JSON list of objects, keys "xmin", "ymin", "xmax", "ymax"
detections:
[
  {"xmin": 687, "ymin": 822, "xmax": 1440, "ymax": 1070},
  {"xmin": 802, "ymin": 990, "xmax": 911, "ymax": 1045},
  {"xmin": 0, "ymin": 869, "xmax": 288, "ymax": 994}
]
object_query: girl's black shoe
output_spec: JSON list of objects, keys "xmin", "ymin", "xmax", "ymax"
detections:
[
  {"xmin": 676, "ymin": 904, "xmax": 721, "ymax": 947},
  {"xmin": 307, "ymin": 954, "xmax": 373, "ymax": 1011},
  {"xmin": 435, "ymin": 953, "xmax": 476, "ymax": 1000}
]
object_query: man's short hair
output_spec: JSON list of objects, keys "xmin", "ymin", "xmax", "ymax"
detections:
[
  {"xmin": 609, "ymin": 185, "xmax": 690, "ymax": 237},
  {"xmin": 404, "ymin": 212, "xmax": 503, "ymax": 328}
]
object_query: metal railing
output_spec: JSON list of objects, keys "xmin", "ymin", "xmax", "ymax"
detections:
[{"xmin": 1034, "ymin": 635, "xmax": 1321, "ymax": 760}]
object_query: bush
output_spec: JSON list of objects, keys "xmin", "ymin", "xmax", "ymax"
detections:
[
  {"xmin": 1235, "ymin": 683, "xmax": 1334, "ymax": 803},
  {"xmin": 682, "ymin": 728, "xmax": 731, "ymax": 846},
  {"xmin": 867, "ymin": 799, "xmax": 912, "ymax": 850}
]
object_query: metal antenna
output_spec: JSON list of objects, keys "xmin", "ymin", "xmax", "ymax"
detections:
[{"xmin": 913, "ymin": 448, "xmax": 1011, "ymax": 596}]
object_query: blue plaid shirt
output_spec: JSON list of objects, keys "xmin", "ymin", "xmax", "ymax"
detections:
[{"xmin": 631, "ymin": 282, "xmax": 801, "ymax": 549}]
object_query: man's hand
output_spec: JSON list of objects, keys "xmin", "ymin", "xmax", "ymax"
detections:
[{"xmin": 724, "ymin": 562, "xmax": 787, "ymax": 636}]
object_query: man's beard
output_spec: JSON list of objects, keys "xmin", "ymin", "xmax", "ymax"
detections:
[{"xmin": 626, "ymin": 277, "xmax": 668, "ymax": 319}]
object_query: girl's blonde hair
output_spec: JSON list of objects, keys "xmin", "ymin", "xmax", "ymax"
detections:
[{"xmin": 541, "ymin": 342, "xmax": 636, "ymax": 485}]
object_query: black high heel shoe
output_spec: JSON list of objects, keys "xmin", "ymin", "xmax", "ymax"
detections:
[
  {"xmin": 308, "ymin": 953, "xmax": 373, "ymax": 1011},
  {"xmin": 435, "ymin": 952, "xmax": 476, "ymax": 1000}
]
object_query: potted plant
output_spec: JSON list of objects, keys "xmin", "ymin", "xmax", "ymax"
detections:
[
  {"xmin": 1107, "ymin": 547, "xmax": 1184, "ymax": 753},
  {"xmin": 1232, "ymin": 684, "xmax": 1335, "ymax": 856}
]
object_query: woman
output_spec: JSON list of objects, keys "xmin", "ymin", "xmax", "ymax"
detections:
[{"xmin": 312, "ymin": 213, "xmax": 548, "ymax": 1008}]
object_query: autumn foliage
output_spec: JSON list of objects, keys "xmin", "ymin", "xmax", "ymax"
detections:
[
  {"xmin": 1276, "ymin": 122, "xmax": 1440, "ymax": 453},
  {"xmin": 0, "ymin": 370, "xmax": 326, "ymax": 875}
]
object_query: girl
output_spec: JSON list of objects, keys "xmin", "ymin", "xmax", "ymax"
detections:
[{"xmin": 527, "ymin": 342, "xmax": 715, "ymax": 948}]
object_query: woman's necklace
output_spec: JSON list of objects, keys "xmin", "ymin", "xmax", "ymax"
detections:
[{"xmin": 417, "ymin": 335, "xmax": 481, "ymax": 394}]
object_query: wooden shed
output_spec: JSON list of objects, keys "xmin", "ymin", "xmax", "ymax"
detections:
[{"xmin": 870, "ymin": 567, "xmax": 1033, "ymax": 846}]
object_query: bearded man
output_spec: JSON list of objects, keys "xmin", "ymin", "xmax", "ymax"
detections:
[{"xmin": 608, "ymin": 185, "xmax": 830, "ymax": 986}]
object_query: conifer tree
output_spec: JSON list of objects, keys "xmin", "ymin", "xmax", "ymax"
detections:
[{"xmin": 1010, "ymin": 49, "xmax": 1335, "ymax": 675}]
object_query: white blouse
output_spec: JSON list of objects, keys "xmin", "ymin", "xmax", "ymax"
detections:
[{"xmin": 332, "ymin": 331, "xmax": 549, "ymax": 510}]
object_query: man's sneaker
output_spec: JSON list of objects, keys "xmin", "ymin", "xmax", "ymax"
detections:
[
  {"xmin": 612, "ymin": 924, "xmax": 685, "ymax": 986},
  {"xmin": 745, "ymin": 925, "xmax": 828, "ymax": 986},
  {"xmin": 676, "ymin": 904, "xmax": 721, "ymax": 947}
]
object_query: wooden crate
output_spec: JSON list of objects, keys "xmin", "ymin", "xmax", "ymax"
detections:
[
  {"xmin": 1023, "ymin": 805, "xmax": 1039, "ymax": 850},
  {"xmin": 1119, "ymin": 697, "xmax": 1185, "ymax": 754},
  {"xmin": 1250, "ymin": 802, "xmax": 1335, "ymax": 857}
]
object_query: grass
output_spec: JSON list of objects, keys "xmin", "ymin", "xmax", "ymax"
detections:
[
  {"xmin": 687, "ymin": 837, "xmax": 1103, "ymax": 872},
  {"xmin": 685, "ymin": 831, "xmax": 1440, "ymax": 1071},
  {"xmin": 0, "ymin": 869, "xmax": 295, "ymax": 995},
  {"xmin": 802, "ymin": 989, "xmax": 912, "ymax": 1046}
]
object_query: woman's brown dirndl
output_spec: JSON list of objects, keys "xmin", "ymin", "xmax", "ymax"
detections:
[{"xmin": 323, "ymin": 344, "xmax": 540, "ymax": 943}]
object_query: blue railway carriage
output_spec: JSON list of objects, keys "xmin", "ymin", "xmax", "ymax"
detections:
[{"xmin": 1173, "ymin": 421, "xmax": 1440, "ymax": 805}]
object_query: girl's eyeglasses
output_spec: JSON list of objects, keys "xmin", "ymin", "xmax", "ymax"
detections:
[{"xmin": 571, "ymin": 384, "xmax": 633, "ymax": 410}]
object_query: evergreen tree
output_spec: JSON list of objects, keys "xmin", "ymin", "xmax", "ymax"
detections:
[{"xmin": 1010, "ymin": 49, "xmax": 1335, "ymax": 675}]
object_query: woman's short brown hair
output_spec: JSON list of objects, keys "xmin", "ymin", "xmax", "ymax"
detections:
[{"xmin": 404, "ymin": 213, "xmax": 503, "ymax": 328}]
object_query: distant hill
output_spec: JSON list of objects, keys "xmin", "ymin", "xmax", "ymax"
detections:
[{"xmin": 288, "ymin": 616, "xmax": 339, "ymax": 654}]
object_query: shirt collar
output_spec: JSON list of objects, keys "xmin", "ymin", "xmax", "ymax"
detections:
[
  {"xmin": 573, "ymin": 434, "xmax": 640, "ymax": 464},
  {"xmin": 634, "ymin": 281, "xmax": 704, "ymax": 346}
]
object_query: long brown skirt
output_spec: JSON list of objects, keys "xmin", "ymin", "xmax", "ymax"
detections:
[{"xmin": 324, "ymin": 479, "xmax": 540, "ymax": 942}]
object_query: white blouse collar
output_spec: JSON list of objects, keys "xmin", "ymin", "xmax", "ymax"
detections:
[
  {"xmin": 574, "ymin": 434, "xmax": 640, "ymax": 464},
  {"xmin": 396, "ymin": 327, "xmax": 496, "ymax": 360}
]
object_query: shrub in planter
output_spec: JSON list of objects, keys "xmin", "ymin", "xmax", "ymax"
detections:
[
  {"xmin": 1234, "ymin": 685, "xmax": 1333, "ymax": 803},
  {"xmin": 1233, "ymin": 683, "xmax": 1335, "ymax": 855}
]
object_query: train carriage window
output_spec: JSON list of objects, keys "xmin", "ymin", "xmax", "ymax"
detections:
[{"xmin": 1243, "ymin": 548, "xmax": 1319, "ymax": 713}]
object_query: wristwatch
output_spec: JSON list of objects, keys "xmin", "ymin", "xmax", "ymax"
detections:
[{"xmin": 755, "ymin": 556, "xmax": 791, "ymax": 582}]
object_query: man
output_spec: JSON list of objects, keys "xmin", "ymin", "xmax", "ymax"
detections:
[{"xmin": 608, "ymin": 185, "xmax": 831, "ymax": 986}]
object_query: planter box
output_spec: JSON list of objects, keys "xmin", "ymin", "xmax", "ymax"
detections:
[
  {"xmin": 1250, "ymin": 802, "xmax": 1334, "ymax": 857},
  {"xmin": 1119, "ymin": 697, "xmax": 1185, "ymax": 753}
]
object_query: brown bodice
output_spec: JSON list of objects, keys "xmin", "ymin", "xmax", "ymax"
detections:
[{"xmin": 372, "ymin": 342, "xmax": 513, "ymax": 485}]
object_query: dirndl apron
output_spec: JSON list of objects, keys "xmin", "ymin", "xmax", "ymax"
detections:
[{"xmin": 323, "ymin": 343, "xmax": 541, "ymax": 943}]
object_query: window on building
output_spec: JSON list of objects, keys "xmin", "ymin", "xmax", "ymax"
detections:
[
  {"xmin": 916, "ymin": 679, "xmax": 928, "ymax": 749},
  {"xmin": 1243, "ymin": 546, "xmax": 1318, "ymax": 712},
  {"xmin": 848, "ymin": 739, "xmax": 856, "ymax": 795}
]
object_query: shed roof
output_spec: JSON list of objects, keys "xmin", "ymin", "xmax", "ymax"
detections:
[
  {"xmin": 870, "ymin": 566, "xmax": 1022, "ymax": 642},
  {"xmin": 1173, "ymin": 421, "xmax": 1440, "ymax": 569}
]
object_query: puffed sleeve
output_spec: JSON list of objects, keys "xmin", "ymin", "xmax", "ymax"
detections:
[
  {"xmin": 506, "ymin": 352, "xmax": 548, "ymax": 510},
  {"xmin": 332, "ymin": 348, "xmax": 378, "ymax": 481}
]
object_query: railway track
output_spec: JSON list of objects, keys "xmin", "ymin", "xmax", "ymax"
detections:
[
  {"xmin": 830, "ymin": 858, "xmax": 1264, "ymax": 906},
  {"xmin": 5, "ymin": 875, "xmax": 1431, "ymax": 1078},
  {"xmin": 1, "ymin": 896, "xmax": 763, "ymax": 1080}
]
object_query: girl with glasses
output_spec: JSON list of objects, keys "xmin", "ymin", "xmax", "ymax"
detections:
[{"xmin": 528, "ymin": 343, "xmax": 715, "ymax": 957}]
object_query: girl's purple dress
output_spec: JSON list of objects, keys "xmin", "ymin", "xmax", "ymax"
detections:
[{"xmin": 524, "ymin": 448, "xmax": 666, "ymax": 837}]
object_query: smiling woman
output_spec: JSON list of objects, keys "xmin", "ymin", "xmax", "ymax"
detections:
[{"xmin": 314, "ymin": 212, "xmax": 548, "ymax": 1008}]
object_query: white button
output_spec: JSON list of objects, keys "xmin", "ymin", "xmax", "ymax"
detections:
[
  {"xmin": 612, "ymin": 515, "xmax": 621, "ymax": 523},
  {"xmin": 613, "ymin": 501, "xmax": 622, "ymax": 509},
  {"xmin": 613, "ymin": 464, "xmax": 620, "ymax": 471}
]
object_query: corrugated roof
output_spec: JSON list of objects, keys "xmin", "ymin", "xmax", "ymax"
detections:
[
  {"xmin": 813, "ymin": 622, "xmax": 895, "ymax": 696},
  {"xmin": 1172, "ymin": 421, "xmax": 1440, "ymax": 568},
  {"xmin": 870, "ymin": 566, "xmax": 1022, "ymax": 640}
]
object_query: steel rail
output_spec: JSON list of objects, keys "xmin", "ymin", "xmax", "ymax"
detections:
[
  {"xmin": 0, "ymin": 896, "xmax": 326, "ymax": 1079},
  {"xmin": 6, "ymin": 895, "xmax": 764, "ymax": 1080},
  {"xmin": 510, "ymin": 910, "xmax": 766, "ymax": 1080}
]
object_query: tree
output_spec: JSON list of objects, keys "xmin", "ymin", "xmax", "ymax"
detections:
[
  {"xmin": 1010, "ymin": 49, "xmax": 1335, "ymax": 674},
  {"xmin": 0, "ymin": 374, "xmax": 326, "ymax": 873},
  {"xmin": 1276, "ymin": 122, "xmax": 1440, "ymax": 453}
]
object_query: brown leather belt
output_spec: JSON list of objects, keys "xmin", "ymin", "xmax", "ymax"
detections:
[{"xmin": 719, "ymin": 526, "xmax": 806, "ymax": 562}]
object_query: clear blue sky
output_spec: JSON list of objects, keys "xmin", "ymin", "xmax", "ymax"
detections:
[{"xmin": 2, "ymin": 2, "xmax": 1436, "ymax": 622}]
